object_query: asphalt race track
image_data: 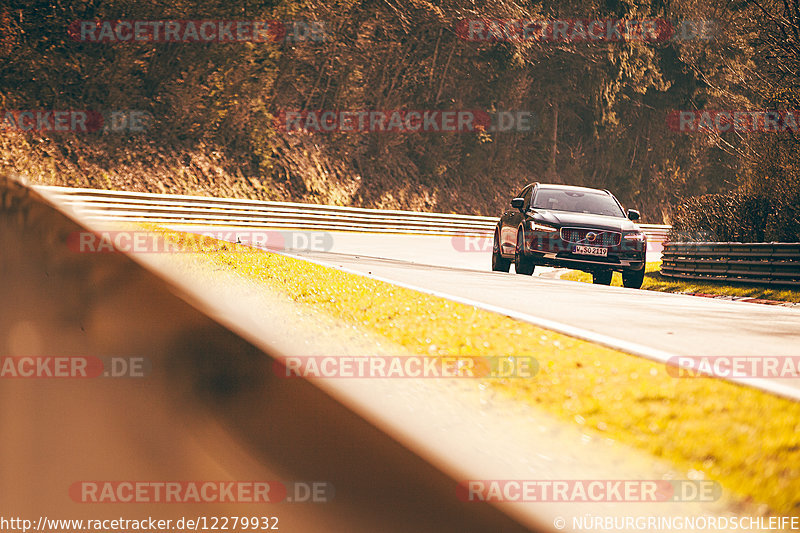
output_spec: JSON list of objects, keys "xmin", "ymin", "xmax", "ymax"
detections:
[{"xmin": 178, "ymin": 228, "xmax": 800, "ymax": 397}]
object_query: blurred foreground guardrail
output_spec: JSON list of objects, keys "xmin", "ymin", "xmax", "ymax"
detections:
[
  {"xmin": 661, "ymin": 242, "xmax": 800, "ymax": 286},
  {"xmin": 2, "ymin": 174, "xmax": 538, "ymax": 532},
  {"xmin": 33, "ymin": 186, "xmax": 671, "ymax": 244}
]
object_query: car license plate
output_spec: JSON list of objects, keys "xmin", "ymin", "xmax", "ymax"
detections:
[{"xmin": 573, "ymin": 245, "xmax": 608, "ymax": 257}]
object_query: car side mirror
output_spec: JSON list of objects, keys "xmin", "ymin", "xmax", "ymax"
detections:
[
  {"xmin": 511, "ymin": 197, "xmax": 525, "ymax": 209},
  {"xmin": 627, "ymin": 209, "xmax": 640, "ymax": 221}
]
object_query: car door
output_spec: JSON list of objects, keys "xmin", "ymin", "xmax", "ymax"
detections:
[{"xmin": 500, "ymin": 184, "xmax": 532, "ymax": 254}]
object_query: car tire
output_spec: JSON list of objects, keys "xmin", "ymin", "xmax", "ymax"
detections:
[
  {"xmin": 622, "ymin": 266, "xmax": 646, "ymax": 289},
  {"xmin": 592, "ymin": 270, "xmax": 613, "ymax": 285},
  {"xmin": 514, "ymin": 229, "xmax": 535, "ymax": 275},
  {"xmin": 491, "ymin": 229, "xmax": 511, "ymax": 272}
]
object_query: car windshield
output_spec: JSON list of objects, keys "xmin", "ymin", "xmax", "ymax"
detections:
[{"xmin": 532, "ymin": 188, "xmax": 625, "ymax": 217}]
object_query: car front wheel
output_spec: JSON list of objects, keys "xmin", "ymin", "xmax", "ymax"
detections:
[
  {"xmin": 491, "ymin": 229, "xmax": 511, "ymax": 272},
  {"xmin": 514, "ymin": 230, "xmax": 535, "ymax": 275},
  {"xmin": 622, "ymin": 266, "xmax": 646, "ymax": 289}
]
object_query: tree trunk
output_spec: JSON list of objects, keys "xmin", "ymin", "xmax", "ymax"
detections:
[{"xmin": 547, "ymin": 102, "xmax": 559, "ymax": 182}]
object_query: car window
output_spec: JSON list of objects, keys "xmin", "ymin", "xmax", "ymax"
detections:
[
  {"xmin": 522, "ymin": 186, "xmax": 534, "ymax": 209},
  {"xmin": 531, "ymin": 189, "xmax": 624, "ymax": 217},
  {"xmin": 515, "ymin": 185, "xmax": 531, "ymax": 199}
]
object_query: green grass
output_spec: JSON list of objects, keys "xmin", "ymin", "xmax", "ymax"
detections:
[
  {"xmin": 158, "ymin": 230, "xmax": 800, "ymax": 515},
  {"xmin": 560, "ymin": 262, "xmax": 800, "ymax": 303}
]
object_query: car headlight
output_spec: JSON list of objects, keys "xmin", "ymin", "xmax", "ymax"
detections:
[
  {"xmin": 623, "ymin": 232, "xmax": 646, "ymax": 241},
  {"xmin": 529, "ymin": 221, "xmax": 557, "ymax": 232}
]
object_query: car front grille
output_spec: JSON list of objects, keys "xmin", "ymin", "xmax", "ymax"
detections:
[{"xmin": 560, "ymin": 227, "xmax": 621, "ymax": 246}]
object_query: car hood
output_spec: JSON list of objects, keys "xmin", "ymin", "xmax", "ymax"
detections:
[{"xmin": 530, "ymin": 210, "xmax": 639, "ymax": 232}]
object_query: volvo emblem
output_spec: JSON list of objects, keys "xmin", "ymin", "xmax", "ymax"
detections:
[{"xmin": 586, "ymin": 231, "xmax": 598, "ymax": 242}]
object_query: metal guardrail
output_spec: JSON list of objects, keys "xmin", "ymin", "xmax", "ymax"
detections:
[
  {"xmin": 4, "ymin": 176, "xmax": 539, "ymax": 532},
  {"xmin": 661, "ymin": 242, "xmax": 800, "ymax": 286},
  {"xmin": 33, "ymin": 185, "xmax": 672, "ymax": 241}
]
